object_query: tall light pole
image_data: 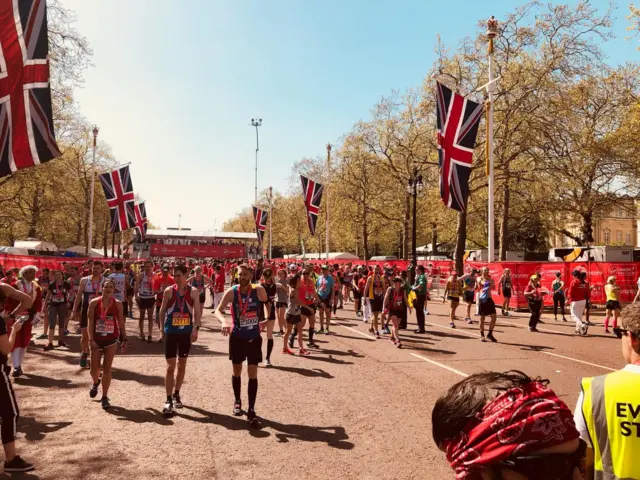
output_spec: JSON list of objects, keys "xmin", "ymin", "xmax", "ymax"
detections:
[
  {"xmin": 251, "ymin": 118, "xmax": 262, "ymax": 203},
  {"xmin": 326, "ymin": 143, "xmax": 331, "ymax": 261},
  {"xmin": 268, "ymin": 185, "xmax": 273, "ymax": 260},
  {"xmin": 87, "ymin": 126, "xmax": 99, "ymax": 255},
  {"xmin": 486, "ymin": 16, "xmax": 498, "ymax": 261},
  {"xmin": 407, "ymin": 168, "xmax": 424, "ymax": 284}
]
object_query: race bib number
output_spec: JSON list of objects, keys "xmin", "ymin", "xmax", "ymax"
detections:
[
  {"xmin": 239, "ymin": 310, "xmax": 258, "ymax": 328},
  {"xmin": 171, "ymin": 312, "xmax": 191, "ymax": 327},
  {"xmin": 305, "ymin": 292, "xmax": 314, "ymax": 302},
  {"xmin": 375, "ymin": 287, "xmax": 383, "ymax": 295},
  {"xmin": 395, "ymin": 299, "xmax": 403, "ymax": 308},
  {"xmin": 96, "ymin": 316, "xmax": 115, "ymax": 335},
  {"xmin": 53, "ymin": 292, "xmax": 65, "ymax": 303}
]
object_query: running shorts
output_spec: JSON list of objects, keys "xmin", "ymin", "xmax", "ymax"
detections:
[
  {"xmin": 463, "ymin": 291, "xmax": 475, "ymax": 303},
  {"xmin": 199, "ymin": 292, "xmax": 206, "ymax": 305},
  {"xmin": 318, "ymin": 297, "xmax": 331, "ymax": 310},
  {"xmin": 478, "ymin": 298, "xmax": 497, "ymax": 316},
  {"xmin": 301, "ymin": 305, "xmax": 316, "ymax": 317},
  {"xmin": 165, "ymin": 333, "xmax": 192, "ymax": 359},
  {"xmin": 229, "ymin": 335, "xmax": 262, "ymax": 365},
  {"xmin": 94, "ymin": 339, "xmax": 118, "ymax": 351},
  {"xmin": 388, "ymin": 309, "xmax": 406, "ymax": 323},
  {"xmin": 502, "ymin": 287, "xmax": 512, "ymax": 299},
  {"xmin": 370, "ymin": 295, "xmax": 384, "ymax": 313},
  {"xmin": 276, "ymin": 302, "xmax": 287, "ymax": 309},
  {"xmin": 137, "ymin": 297, "xmax": 155, "ymax": 310},
  {"xmin": 605, "ymin": 300, "xmax": 621, "ymax": 311},
  {"xmin": 352, "ymin": 290, "xmax": 362, "ymax": 300},
  {"xmin": 448, "ymin": 296, "xmax": 460, "ymax": 303},
  {"xmin": 126, "ymin": 287, "xmax": 134, "ymax": 297},
  {"xmin": 286, "ymin": 314, "xmax": 301, "ymax": 324}
]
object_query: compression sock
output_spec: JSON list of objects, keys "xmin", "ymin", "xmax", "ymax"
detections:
[
  {"xmin": 308, "ymin": 328, "xmax": 315, "ymax": 344},
  {"xmin": 232, "ymin": 375, "xmax": 241, "ymax": 402},
  {"xmin": 266, "ymin": 339, "xmax": 274, "ymax": 360},
  {"xmin": 248, "ymin": 378, "xmax": 258, "ymax": 411}
]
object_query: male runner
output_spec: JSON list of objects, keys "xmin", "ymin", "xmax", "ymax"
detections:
[
  {"xmin": 316, "ymin": 265, "xmax": 335, "ymax": 334},
  {"xmin": 108, "ymin": 262, "xmax": 128, "ymax": 318},
  {"xmin": 215, "ymin": 264, "xmax": 267, "ymax": 424},
  {"xmin": 73, "ymin": 261, "xmax": 104, "ymax": 368},
  {"xmin": 212, "ymin": 265, "xmax": 226, "ymax": 310},
  {"xmin": 159, "ymin": 264, "xmax": 201, "ymax": 416},
  {"xmin": 459, "ymin": 268, "xmax": 478, "ymax": 324},
  {"xmin": 154, "ymin": 265, "xmax": 175, "ymax": 340},
  {"xmin": 135, "ymin": 261, "xmax": 156, "ymax": 342},
  {"xmin": 125, "ymin": 263, "xmax": 136, "ymax": 319}
]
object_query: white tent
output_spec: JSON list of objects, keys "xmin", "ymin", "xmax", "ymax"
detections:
[
  {"xmin": 66, "ymin": 246, "xmax": 105, "ymax": 258},
  {"xmin": 14, "ymin": 239, "xmax": 58, "ymax": 251}
]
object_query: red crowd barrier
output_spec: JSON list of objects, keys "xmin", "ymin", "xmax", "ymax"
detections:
[{"xmin": 0, "ymin": 254, "xmax": 86, "ymax": 271}]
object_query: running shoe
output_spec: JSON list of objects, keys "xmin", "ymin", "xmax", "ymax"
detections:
[
  {"xmin": 585, "ymin": 320, "xmax": 594, "ymax": 326},
  {"xmin": 424, "ymin": 309, "xmax": 430, "ymax": 315},
  {"xmin": 307, "ymin": 342, "xmax": 319, "ymax": 349},
  {"xmin": 36, "ymin": 333, "xmax": 47, "ymax": 340},
  {"xmin": 264, "ymin": 359, "xmax": 271, "ymax": 367},
  {"xmin": 247, "ymin": 409, "xmax": 260, "ymax": 426},
  {"xmin": 538, "ymin": 319, "xmax": 545, "ymax": 324},
  {"xmin": 3, "ymin": 456, "xmax": 35, "ymax": 473},
  {"xmin": 480, "ymin": 335, "xmax": 486, "ymax": 343},
  {"xmin": 562, "ymin": 317, "xmax": 568, "ymax": 322},
  {"xmin": 487, "ymin": 332, "xmax": 497, "ymax": 342},
  {"xmin": 288, "ymin": 337, "xmax": 295, "ymax": 349},
  {"xmin": 325, "ymin": 329, "xmax": 331, "ymax": 335},
  {"xmin": 581, "ymin": 325, "xmax": 589, "ymax": 336},
  {"xmin": 449, "ymin": 322, "xmax": 456, "ymax": 328},
  {"xmin": 389, "ymin": 338, "xmax": 397, "ymax": 345},
  {"xmin": 139, "ymin": 333, "xmax": 145, "ymax": 341},
  {"xmin": 57, "ymin": 341, "xmax": 67, "ymax": 348},
  {"xmin": 465, "ymin": 318, "xmax": 472, "ymax": 324},
  {"xmin": 100, "ymin": 397, "xmax": 111, "ymax": 409},
  {"xmin": 147, "ymin": 335, "xmax": 152, "ymax": 343},
  {"xmin": 12, "ymin": 367, "xmax": 22, "ymax": 378},
  {"xmin": 604, "ymin": 329, "xmax": 610, "ymax": 334},
  {"xmin": 163, "ymin": 400, "xmax": 174, "ymax": 417},
  {"xmin": 80, "ymin": 353, "xmax": 88, "ymax": 368},
  {"xmin": 414, "ymin": 329, "xmax": 426, "ymax": 334},
  {"xmin": 233, "ymin": 401, "xmax": 242, "ymax": 416},
  {"xmin": 89, "ymin": 379, "xmax": 101, "ymax": 398},
  {"xmin": 529, "ymin": 327, "xmax": 539, "ymax": 333},
  {"xmin": 282, "ymin": 347, "xmax": 295, "ymax": 355},
  {"xmin": 317, "ymin": 328, "xmax": 325, "ymax": 334},
  {"xmin": 501, "ymin": 309, "xmax": 505, "ymax": 316},
  {"xmin": 43, "ymin": 343, "xmax": 54, "ymax": 351},
  {"xmin": 172, "ymin": 392, "xmax": 183, "ymax": 409},
  {"xmin": 362, "ymin": 318, "xmax": 369, "ymax": 323},
  {"xmin": 383, "ymin": 327, "xmax": 391, "ymax": 335},
  {"xmin": 64, "ymin": 329, "xmax": 70, "ymax": 336},
  {"xmin": 299, "ymin": 348, "xmax": 311, "ymax": 356},
  {"xmin": 375, "ymin": 332, "xmax": 381, "ymax": 339},
  {"xmin": 396, "ymin": 342, "xmax": 402, "ymax": 349},
  {"xmin": 274, "ymin": 331, "xmax": 283, "ymax": 337},
  {"xmin": 368, "ymin": 328, "xmax": 374, "ymax": 334}
]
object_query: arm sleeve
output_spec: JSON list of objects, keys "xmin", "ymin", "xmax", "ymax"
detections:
[{"xmin": 573, "ymin": 392, "xmax": 591, "ymax": 447}]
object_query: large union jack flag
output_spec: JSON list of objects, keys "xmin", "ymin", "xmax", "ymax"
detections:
[
  {"xmin": 300, "ymin": 174, "xmax": 324, "ymax": 235},
  {"xmin": 134, "ymin": 201, "xmax": 147, "ymax": 241},
  {"xmin": 252, "ymin": 205, "xmax": 268, "ymax": 244},
  {"xmin": 436, "ymin": 81, "xmax": 483, "ymax": 212},
  {"xmin": 0, "ymin": 0, "xmax": 61, "ymax": 178},
  {"xmin": 99, "ymin": 165, "xmax": 136, "ymax": 233}
]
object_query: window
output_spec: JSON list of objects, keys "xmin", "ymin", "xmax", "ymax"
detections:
[
  {"xmin": 626, "ymin": 233, "xmax": 632, "ymax": 246},
  {"xmin": 604, "ymin": 230, "xmax": 610, "ymax": 244},
  {"xmin": 616, "ymin": 231, "xmax": 623, "ymax": 243}
]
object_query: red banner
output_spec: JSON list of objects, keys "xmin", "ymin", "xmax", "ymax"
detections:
[
  {"xmin": 149, "ymin": 244, "xmax": 245, "ymax": 258},
  {"xmin": 0, "ymin": 255, "xmax": 86, "ymax": 271}
]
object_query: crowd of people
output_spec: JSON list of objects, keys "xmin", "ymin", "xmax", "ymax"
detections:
[{"xmin": 0, "ymin": 256, "xmax": 637, "ymax": 477}]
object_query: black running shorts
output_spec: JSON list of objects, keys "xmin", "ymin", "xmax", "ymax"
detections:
[
  {"xmin": 228, "ymin": 335, "xmax": 262, "ymax": 365},
  {"xmin": 137, "ymin": 297, "xmax": 155, "ymax": 310},
  {"xmin": 165, "ymin": 333, "xmax": 192, "ymax": 359},
  {"xmin": 478, "ymin": 298, "xmax": 497, "ymax": 316}
]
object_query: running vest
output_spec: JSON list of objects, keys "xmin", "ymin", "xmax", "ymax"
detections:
[
  {"xmin": 230, "ymin": 285, "xmax": 262, "ymax": 340},
  {"xmin": 82, "ymin": 276, "xmax": 103, "ymax": 306},
  {"xmin": 581, "ymin": 370, "xmax": 640, "ymax": 480},
  {"xmin": 501, "ymin": 276, "xmax": 512, "ymax": 289},
  {"xmin": 299, "ymin": 280, "xmax": 316, "ymax": 305},
  {"xmin": 369, "ymin": 276, "xmax": 384, "ymax": 299},
  {"xmin": 262, "ymin": 282, "xmax": 277, "ymax": 302},
  {"xmin": 138, "ymin": 273, "xmax": 155, "ymax": 299},
  {"xmin": 276, "ymin": 282, "xmax": 288, "ymax": 303},
  {"xmin": 190, "ymin": 276, "xmax": 206, "ymax": 294},
  {"xmin": 164, "ymin": 285, "xmax": 194, "ymax": 335},
  {"xmin": 94, "ymin": 297, "xmax": 120, "ymax": 342},
  {"xmin": 69, "ymin": 276, "xmax": 81, "ymax": 302},
  {"xmin": 387, "ymin": 288, "xmax": 405, "ymax": 312},
  {"xmin": 108, "ymin": 272, "xmax": 126, "ymax": 302}
]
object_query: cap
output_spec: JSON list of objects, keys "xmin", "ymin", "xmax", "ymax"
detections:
[
  {"xmin": 392, "ymin": 276, "xmax": 403, "ymax": 283},
  {"xmin": 289, "ymin": 264, "xmax": 298, "ymax": 271},
  {"xmin": 162, "ymin": 264, "xmax": 170, "ymax": 272},
  {"xmin": 321, "ymin": 265, "xmax": 329, "ymax": 270}
]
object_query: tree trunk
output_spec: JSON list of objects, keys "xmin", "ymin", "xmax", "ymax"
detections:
[
  {"xmin": 75, "ymin": 219, "xmax": 82, "ymax": 245},
  {"xmin": 499, "ymin": 180, "xmax": 510, "ymax": 260},
  {"xmin": 27, "ymin": 186, "xmax": 42, "ymax": 238},
  {"xmin": 581, "ymin": 211, "xmax": 594, "ymax": 245},
  {"xmin": 403, "ymin": 193, "xmax": 410, "ymax": 260},
  {"xmin": 431, "ymin": 223, "xmax": 438, "ymax": 255},
  {"xmin": 454, "ymin": 210, "xmax": 467, "ymax": 274}
]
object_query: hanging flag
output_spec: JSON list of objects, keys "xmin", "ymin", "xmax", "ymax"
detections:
[
  {"xmin": 252, "ymin": 205, "xmax": 268, "ymax": 244},
  {"xmin": 134, "ymin": 201, "xmax": 147, "ymax": 241},
  {"xmin": 436, "ymin": 81, "xmax": 484, "ymax": 212},
  {"xmin": 0, "ymin": 0, "xmax": 61, "ymax": 177},
  {"xmin": 99, "ymin": 165, "xmax": 136, "ymax": 233},
  {"xmin": 300, "ymin": 175, "xmax": 324, "ymax": 235}
]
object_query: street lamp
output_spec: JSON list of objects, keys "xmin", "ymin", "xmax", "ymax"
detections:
[
  {"xmin": 251, "ymin": 118, "xmax": 262, "ymax": 203},
  {"xmin": 87, "ymin": 126, "xmax": 99, "ymax": 255},
  {"xmin": 407, "ymin": 168, "xmax": 424, "ymax": 284}
]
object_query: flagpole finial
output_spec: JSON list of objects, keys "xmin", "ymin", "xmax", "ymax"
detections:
[
  {"xmin": 486, "ymin": 16, "xmax": 499, "ymax": 39},
  {"xmin": 326, "ymin": 143, "xmax": 332, "ymax": 153}
]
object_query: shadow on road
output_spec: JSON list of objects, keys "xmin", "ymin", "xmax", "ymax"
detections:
[
  {"xmin": 18, "ymin": 416, "xmax": 73, "ymax": 442},
  {"xmin": 312, "ymin": 348, "xmax": 363, "ymax": 358},
  {"xmin": 111, "ymin": 368, "xmax": 164, "ymax": 386},
  {"xmin": 104, "ymin": 406, "xmax": 174, "ymax": 425},
  {"xmin": 270, "ymin": 365, "xmax": 334, "ymax": 379},
  {"xmin": 301, "ymin": 356, "xmax": 354, "ymax": 365},
  {"xmin": 0, "ymin": 472, "xmax": 41, "ymax": 479},
  {"xmin": 14, "ymin": 373, "xmax": 79, "ymax": 390}
]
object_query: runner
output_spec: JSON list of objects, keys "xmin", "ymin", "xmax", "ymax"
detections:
[
  {"xmin": 154, "ymin": 265, "xmax": 175, "ymax": 342},
  {"xmin": 260, "ymin": 268, "xmax": 283, "ymax": 366},
  {"xmin": 43, "ymin": 270, "xmax": 71, "ymax": 350},
  {"xmin": 0, "ymin": 283, "xmax": 35, "ymax": 473},
  {"xmin": 343, "ymin": 265, "xmax": 353, "ymax": 305},
  {"xmin": 35, "ymin": 268, "xmax": 51, "ymax": 341},
  {"xmin": 159, "ymin": 264, "xmax": 201, "ymax": 417},
  {"xmin": 215, "ymin": 264, "xmax": 267, "ymax": 424},
  {"xmin": 283, "ymin": 274, "xmax": 304, "ymax": 354},
  {"xmin": 125, "ymin": 263, "xmax": 136, "ymax": 319},
  {"xmin": 552, "ymin": 271, "xmax": 567, "ymax": 322},
  {"xmin": 135, "ymin": 261, "xmax": 156, "ymax": 342},
  {"xmin": 524, "ymin": 274, "xmax": 547, "ymax": 332},
  {"xmin": 212, "ymin": 265, "xmax": 226, "ymax": 310},
  {"xmin": 351, "ymin": 267, "xmax": 363, "ymax": 317},
  {"xmin": 187, "ymin": 266, "xmax": 210, "ymax": 320},
  {"xmin": 274, "ymin": 269, "xmax": 288, "ymax": 336},
  {"xmin": 383, "ymin": 277, "xmax": 409, "ymax": 347},
  {"xmin": 459, "ymin": 268, "xmax": 478, "ymax": 325},
  {"xmin": 604, "ymin": 275, "xmax": 621, "ymax": 334},
  {"xmin": 365, "ymin": 266, "xmax": 388, "ymax": 338},
  {"xmin": 476, "ymin": 267, "xmax": 498, "ymax": 343},
  {"xmin": 567, "ymin": 270, "xmax": 589, "ymax": 336},
  {"xmin": 333, "ymin": 265, "xmax": 343, "ymax": 311},
  {"xmin": 87, "ymin": 278, "xmax": 127, "ymax": 409},
  {"xmin": 72, "ymin": 261, "xmax": 104, "ymax": 368},
  {"xmin": 108, "ymin": 262, "xmax": 128, "ymax": 319},
  {"xmin": 443, "ymin": 271, "xmax": 463, "ymax": 328},
  {"xmin": 410, "ymin": 265, "xmax": 427, "ymax": 334},
  {"xmin": 251, "ymin": 258, "xmax": 264, "ymax": 283},
  {"xmin": 289, "ymin": 267, "xmax": 316, "ymax": 352},
  {"xmin": 360, "ymin": 268, "xmax": 370, "ymax": 324},
  {"xmin": 316, "ymin": 265, "xmax": 335, "ymax": 335},
  {"xmin": 67, "ymin": 266, "xmax": 81, "ymax": 334},
  {"xmin": 497, "ymin": 268, "xmax": 513, "ymax": 316}
]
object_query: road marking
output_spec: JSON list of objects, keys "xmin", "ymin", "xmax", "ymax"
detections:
[
  {"xmin": 331, "ymin": 320, "xmax": 376, "ymax": 340},
  {"xmin": 425, "ymin": 321, "xmax": 481, "ymax": 338},
  {"xmin": 542, "ymin": 352, "xmax": 616, "ymax": 371},
  {"xmin": 410, "ymin": 353, "xmax": 468, "ymax": 377}
]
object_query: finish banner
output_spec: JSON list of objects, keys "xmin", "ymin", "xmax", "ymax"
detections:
[{"xmin": 149, "ymin": 244, "xmax": 246, "ymax": 258}]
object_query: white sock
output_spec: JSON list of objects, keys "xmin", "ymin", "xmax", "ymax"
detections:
[
  {"xmin": 11, "ymin": 350, "xmax": 20, "ymax": 367},
  {"xmin": 18, "ymin": 347, "xmax": 26, "ymax": 363}
]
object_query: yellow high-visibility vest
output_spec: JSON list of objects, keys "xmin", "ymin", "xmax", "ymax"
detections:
[{"xmin": 581, "ymin": 370, "xmax": 640, "ymax": 480}]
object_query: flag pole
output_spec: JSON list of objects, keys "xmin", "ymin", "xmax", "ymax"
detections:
[
  {"xmin": 486, "ymin": 16, "xmax": 498, "ymax": 262},
  {"xmin": 326, "ymin": 143, "xmax": 331, "ymax": 262},
  {"xmin": 268, "ymin": 186, "xmax": 273, "ymax": 260},
  {"xmin": 87, "ymin": 126, "xmax": 99, "ymax": 255}
]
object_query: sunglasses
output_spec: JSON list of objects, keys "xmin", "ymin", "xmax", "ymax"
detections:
[{"xmin": 613, "ymin": 327, "xmax": 637, "ymax": 339}]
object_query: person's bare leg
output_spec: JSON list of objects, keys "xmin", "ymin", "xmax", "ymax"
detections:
[
  {"xmin": 283, "ymin": 323, "xmax": 293, "ymax": 350},
  {"xmin": 101, "ymin": 345, "xmax": 117, "ymax": 397},
  {"xmin": 90, "ymin": 347, "xmax": 101, "ymax": 385},
  {"xmin": 165, "ymin": 358, "xmax": 176, "ymax": 396},
  {"xmin": 175, "ymin": 357, "xmax": 188, "ymax": 392}
]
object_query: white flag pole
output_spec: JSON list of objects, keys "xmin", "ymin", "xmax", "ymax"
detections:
[
  {"xmin": 268, "ymin": 186, "xmax": 273, "ymax": 260},
  {"xmin": 486, "ymin": 16, "xmax": 499, "ymax": 262},
  {"xmin": 326, "ymin": 143, "xmax": 331, "ymax": 262},
  {"xmin": 87, "ymin": 126, "xmax": 99, "ymax": 255}
]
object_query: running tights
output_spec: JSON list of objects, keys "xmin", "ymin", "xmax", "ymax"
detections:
[{"xmin": 0, "ymin": 368, "xmax": 18, "ymax": 444}]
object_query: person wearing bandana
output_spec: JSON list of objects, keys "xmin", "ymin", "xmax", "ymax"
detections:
[
  {"xmin": 215, "ymin": 264, "xmax": 268, "ymax": 425},
  {"xmin": 432, "ymin": 370, "xmax": 587, "ymax": 479}
]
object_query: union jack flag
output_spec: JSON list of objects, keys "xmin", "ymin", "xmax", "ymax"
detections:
[
  {"xmin": 99, "ymin": 165, "xmax": 136, "ymax": 233},
  {"xmin": 252, "ymin": 205, "xmax": 267, "ymax": 244},
  {"xmin": 0, "ymin": 0, "xmax": 61, "ymax": 177},
  {"xmin": 134, "ymin": 201, "xmax": 147, "ymax": 241},
  {"xmin": 300, "ymin": 175, "xmax": 324, "ymax": 235},
  {"xmin": 436, "ymin": 81, "xmax": 483, "ymax": 212}
]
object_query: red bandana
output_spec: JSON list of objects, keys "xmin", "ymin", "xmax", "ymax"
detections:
[{"xmin": 442, "ymin": 381, "xmax": 579, "ymax": 479}]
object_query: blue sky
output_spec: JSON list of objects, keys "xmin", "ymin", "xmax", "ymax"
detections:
[{"xmin": 62, "ymin": 0, "xmax": 637, "ymax": 230}]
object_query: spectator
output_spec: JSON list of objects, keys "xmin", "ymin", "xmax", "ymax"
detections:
[{"xmin": 433, "ymin": 370, "xmax": 586, "ymax": 479}]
